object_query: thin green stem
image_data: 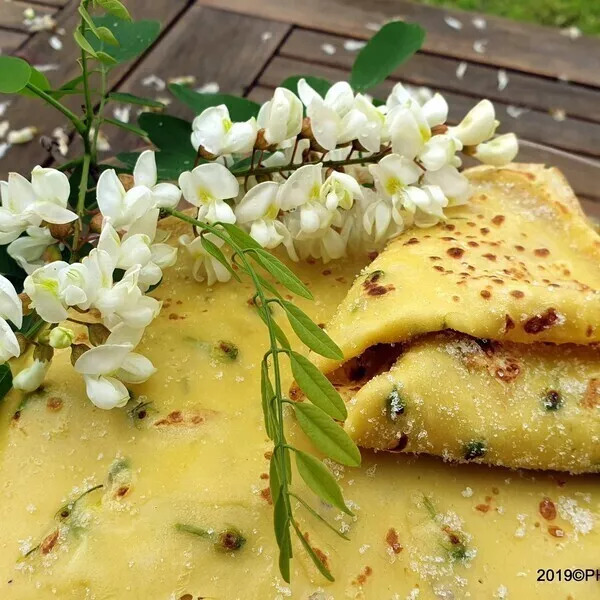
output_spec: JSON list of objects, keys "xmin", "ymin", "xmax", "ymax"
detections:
[
  {"xmin": 79, "ymin": 0, "xmax": 94, "ymax": 129},
  {"xmin": 25, "ymin": 83, "xmax": 86, "ymax": 134},
  {"xmin": 91, "ymin": 66, "xmax": 108, "ymax": 162},
  {"xmin": 72, "ymin": 153, "xmax": 91, "ymax": 252},
  {"xmin": 236, "ymin": 146, "xmax": 391, "ymax": 179}
]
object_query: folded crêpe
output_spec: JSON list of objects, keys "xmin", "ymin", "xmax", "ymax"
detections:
[{"xmin": 308, "ymin": 164, "xmax": 600, "ymax": 473}]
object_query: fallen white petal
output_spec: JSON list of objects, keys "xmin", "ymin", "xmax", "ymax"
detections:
[
  {"xmin": 472, "ymin": 16, "xmax": 487, "ymax": 30},
  {"xmin": 49, "ymin": 35, "xmax": 63, "ymax": 50},
  {"xmin": 456, "ymin": 62, "xmax": 467, "ymax": 80},
  {"xmin": 473, "ymin": 39, "xmax": 488, "ymax": 54},
  {"xmin": 497, "ymin": 69, "xmax": 509, "ymax": 91},
  {"xmin": 444, "ymin": 15, "xmax": 463, "ymax": 30},
  {"xmin": 321, "ymin": 43, "xmax": 336, "ymax": 55}
]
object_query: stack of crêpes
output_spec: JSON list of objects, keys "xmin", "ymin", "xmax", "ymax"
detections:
[{"xmin": 297, "ymin": 164, "xmax": 600, "ymax": 473}]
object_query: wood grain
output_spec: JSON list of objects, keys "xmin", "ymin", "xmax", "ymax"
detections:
[
  {"xmin": 197, "ymin": 0, "xmax": 600, "ymax": 88},
  {"xmin": 281, "ymin": 29, "xmax": 600, "ymax": 124},
  {"xmin": 0, "ymin": 27, "xmax": 28, "ymax": 53},
  {"xmin": 102, "ymin": 6, "xmax": 290, "ymax": 156},
  {"xmin": 0, "ymin": 1, "xmax": 55, "ymax": 33},
  {"xmin": 0, "ymin": 0, "xmax": 191, "ymax": 176}
]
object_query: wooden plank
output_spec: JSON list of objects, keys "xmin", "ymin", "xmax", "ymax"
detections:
[
  {"xmin": 0, "ymin": 0, "xmax": 191, "ymax": 176},
  {"xmin": 255, "ymin": 60, "xmax": 600, "ymax": 201},
  {"xmin": 196, "ymin": 0, "xmax": 600, "ymax": 88},
  {"xmin": 260, "ymin": 56, "xmax": 600, "ymax": 159},
  {"xmin": 0, "ymin": 1, "xmax": 55, "ymax": 33},
  {"xmin": 26, "ymin": 0, "xmax": 70, "ymax": 6},
  {"xmin": 281, "ymin": 29, "xmax": 600, "ymax": 125},
  {"xmin": 102, "ymin": 6, "xmax": 290, "ymax": 156},
  {"xmin": 0, "ymin": 28, "xmax": 28, "ymax": 53}
]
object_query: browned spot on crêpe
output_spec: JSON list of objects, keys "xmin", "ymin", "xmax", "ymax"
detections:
[
  {"xmin": 47, "ymin": 397, "xmax": 63, "ymax": 412},
  {"xmin": 476, "ymin": 503, "xmax": 491, "ymax": 513},
  {"xmin": 386, "ymin": 528, "xmax": 403, "ymax": 554},
  {"xmin": 504, "ymin": 314, "xmax": 515, "ymax": 332},
  {"xmin": 353, "ymin": 566, "xmax": 373, "ymax": 586},
  {"xmin": 582, "ymin": 379, "xmax": 600, "ymax": 409},
  {"xmin": 482, "ymin": 253, "xmax": 496, "ymax": 261},
  {"xmin": 260, "ymin": 487, "xmax": 272, "ymax": 505},
  {"xmin": 491, "ymin": 215, "xmax": 505, "ymax": 226},
  {"xmin": 480, "ymin": 290, "xmax": 491, "ymax": 299},
  {"xmin": 41, "ymin": 529, "xmax": 59, "ymax": 554},
  {"xmin": 510, "ymin": 290, "xmax": 525, "ymax": 299},
  {"xmin": 447, "ymin": 247, "xmax": 464, "ymax": 259},
  {"xmin": 548, "ymin": 525, "xmax": 565, "ymax": 538},
  {"xmin": 539, "ymin": 497, "xmax": 557, "ymax": 521},
  {"xmin": 534, "ymin": 248, "xmax": 550, "ymax": 257},
  {"xmin": 514, "ymin": 245, "xmax": 525, "ymax": 252},
  {"xmin": 480, "ymin": 227, "xmax": 490, "ymax": 235},
  {"xmin": 524, "ymin": 308, "xmax": 560, "ymax": 334}
]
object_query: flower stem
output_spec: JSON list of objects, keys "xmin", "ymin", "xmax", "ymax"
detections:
[
  {"xmin": 24, "ymin": 83, "xmax": 86, "ymax": 135},
  {"xmin": 238, "ymin": 146, "xmax": 391, "ymax": 178}
]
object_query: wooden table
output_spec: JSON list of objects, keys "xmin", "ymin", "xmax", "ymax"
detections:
[{"xmin": 2, "ymin": 0, "xmax": 600, "ymax": 218}]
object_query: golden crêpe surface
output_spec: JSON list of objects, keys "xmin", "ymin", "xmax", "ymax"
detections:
[{"xmin": 0, "ymin": 194, "xmax": 598, "ymax": 599}]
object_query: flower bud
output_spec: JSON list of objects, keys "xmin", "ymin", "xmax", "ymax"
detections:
[
  {"xmin": 450, "ymin": 99, "xmax": 498, "ymax": 146},
  {"xmin": 254, "ymin": 129, "xmax": 277, "ymax": 152},
  {"xmin": 89, "ymin": 212, "xmax": 104, "ymax": 234},
  {"xmin": 47, "ymin": 222, "xmax": 74, "ymax": 241},
  {"xmin": 197, "ymin": 145, "xmax": 218, "ymax": 161},
  {"xmin": 118, "ymin": 173, "xmax": 134, "ymax": 192},
  {"xmin": 49, "ymin": 326, "xmax": 75, "ymax": 349},
  {"xmin": 88, "ymin": 323, "xmax": 111, "ymax": 347},
  {"xmin": 41, "ymin": 245, "xmax": 62, "ymax": 263},
  {"xmin": 70, "ymin": 343, "xmax": 90, "ymax": 366},
  {"xmin": 18, "ymin": 293, "xmax": 33, "ymax": 315},
  {"xmin": 13, "ymin": 359, "xmax": 50, "ymax": 393}
]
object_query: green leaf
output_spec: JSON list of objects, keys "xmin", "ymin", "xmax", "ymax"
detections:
[
  {"xmin": 79, "ymin": 5, "xmax": 99, "ymax": 35},
  {"xmin": 291, "ymin": 520, "xmax": 334, "ymax": 582},
  {"xmin": 281, "ymin": 75, "xmax": 331, "ymax": 99},
  {"xmin": 19, "ymin": 313, "xmax": 45, "ymax": 338},
  {"xmin": 0, "ymin": 56, "xmax": 32, "ymax": 93},
  {"xmin": 96, "ymin": 26, "xmax": 119, "ymax": 46},
  {"xmin": 250, "ymin": 248, "xmax": 313, "ymax": 300},
  {"xmin": 96, "ymin": 0, "xmax": 131, "ymax": 21},
  {"xmin": 289, "ymin": 351, "xmax": 346, "ymax": 420},
  {"xmin": 289, "ymin": 492, "xmax": 349, "ymax": 540},
  {"xmin": 96, "ymin": 50, "xmax": 118, "ymax": 65},
  {"xmin": 295, "ymin": 449, "xmax": 351, "ymax": 515},
  {"xmin": 102, "ymin": 116, "xmax": 147, "ymax": 138},
  {"xmin": 138, "ymin": 112, "xmax": 193, "ymax": 154},
  {"xmin": 200, "ymin": 235, "xmax": 240, "ymax": 282},
  {"xmin": 116, "ymin": 151, "xmax": 195, "ymax": 181},
  {"xmin": 269, "ymin": 453, "xmax": 281, "ymax": 506},
  {"xmin": 294, "ymin": 402, "xmax": 361, "ymax": 467},
  {"xmin": 273, "ymin": 491, "xmax": 290, "ymax": 549},
  {"xmin": 220, "ymin": 223, "xmax": 262, "ymax": 251},
  {"xmin": 261, "ymin": 360, "xmax": 276, "ymax": 439},
  {"xmin": 350, "ymin": 21, "xmax": 425, "ymax": 92},
  {"xmin": 280, "ymin": 300, "xmax": 342, "ymax": 360},
  {"xmin": 278, "ymin": 528, "xmax": 292, "ymax": 584},
  {"xmin": 19, "ymin": 67, "xmax": 50, "ymax": 98},
  {"xmin": 74, "ymin": 29, "xmax": 98, "ymax": 57},
  {"xmin": 87, "ymin": 16, "xmax": 160, "ymax": 65},
  {"xmin": 0, "ymin": 364, "xmax": 13, "ymax": 402},
  {"xmin": 169, "ymin": 83, "xmax": 260, "ymax": 121},
  {"xmin": 108, "ymin": 92, "xmax": 165, "ymax": 108},
  {"xmin": 256, "ymin": 305, "xmax": 290, "ymax": 348}
]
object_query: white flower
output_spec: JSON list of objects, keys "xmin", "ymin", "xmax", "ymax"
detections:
[
  {"xmin": 422, "ymin": 93, "xmax": 449, "ymax": 127},
  {"xmin": 257, "ymin": 87, "xmax": 303, "ymax": 145},
  {"xmin": 74, "ymin": 343, "xmax": 156, "ymax": 409},
  {"xmin": 277, "ymin": 165, "xmax": 334, "ymax": 236},
  {"xmin": 97, "ymin": 168, "xmax": 154, "ymax": 230},
  {"xmin": 132, "ymin": 150, "xmax": 182, "ymax": 209},
  {"xmin": 179, "ymin": 233, "xmax": 232, "ymax": 285},
  {"xmin": 472, "ymin": 133, "xmax": 518, "ymax": 166},
  {"xmin": 320, "ymin": 171, "xmax": 363, "ymax": 211},
  {"xmin": 24, "ymin": 261, "xmax": 70, "ymax": 322},
  {"xmin": 340, "ymin": 94, "xmax": 386, "ymax": 152},
  {"xmin": 12, "ymin": 358, "xmax": 49, "ymax": 392},
  {"xmin": 418, "ymin": 134, "xmax": 462, "ymax": 171},
  {"xmin": 0, "ymin": 274, "xmax": 22, "ymax": 362},
  {"xmin": 7, "ymin": 226, "xmax": 57, "ymax": 274},
  {"xmin": 450, "ymin": 99, "xmax": 498, "ymax": 146},
  {"xmin": 178, "ymin": 163, "xmax": 239, "ymax": 224},
  {"xmin": 298, "ymin": 79, "xmax": 355, "ymax": 150},
  {"xmin": 235, "ymin": 181, "xmax": 297, "ymax": 259},
  {"xmin": 369, "ymin": 153, "xmax": 423, "ymax": 224},
  {"xmin": 30, "ymin": 166, "xmax": 78, "ymax": 224},
  {"xmin": 0, "ymin": 174, "xmax": 40, "ymax": 244},
  {"xmin": 401, "ymin": 184, "xmax": 448, "ymax": 227},
  {"xmin": 94, "ymin": 265, "xmax": 161, "ymax": 330},
  {"xmin": 191, "ymin": 105, "xmax": 257, "ymax": 156},
  {"xmin": 362, "ymin": 194, "xmax": 401, "ymax": 243},
  {"xmin": 49, "ymin": 325, "xmax": 75, "ymax": 349},
  {"xmin": 294, "ymin": 226, "xmax": 347, "ymax": 263},
  {"xmin": 386, "ymin": 102, "xmax": 431, "ymax": 159},
  {"xmin": 423, "ymin": 165, "xmax": 471, "ymax": 206}
]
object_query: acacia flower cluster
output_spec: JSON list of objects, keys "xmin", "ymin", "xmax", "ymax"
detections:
[
  {"xmin": 180, "ymin": 80, "xmax": 518, "ymax": 282},
  {"xmin": 0, "ymin": 79, "xmax": 517, "ymax": 409},
  {"xmin": 0, "ymin": 151, "xmax": 180, "ymax": 408}
]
